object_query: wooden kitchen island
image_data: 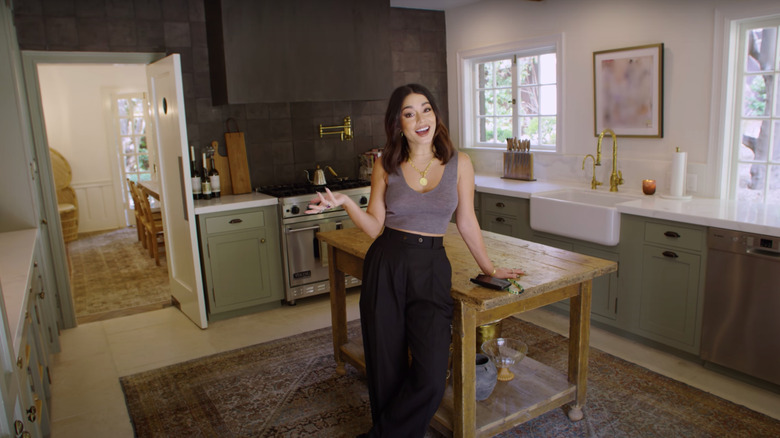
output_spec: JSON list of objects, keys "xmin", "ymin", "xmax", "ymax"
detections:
[{"xmin": 318, "ymin": 223, "xmax": 617, "ymax": 437}]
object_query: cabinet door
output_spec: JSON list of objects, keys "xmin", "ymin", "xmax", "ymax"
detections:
[
  {"xmin": 575, "ymin": 245, "xmax": 619, "ymax": 321},
  {"xmin": 637, "ymin": 245, "xmax": 701, "ymax": 352},
  {"xmin": 205, "ymin": 228, "xmax": 276, "ymax": 313}
]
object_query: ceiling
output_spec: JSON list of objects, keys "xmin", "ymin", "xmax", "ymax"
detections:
[{"xmin": 390, "ymin": 0, "xmax": 482, "ymax": 11}]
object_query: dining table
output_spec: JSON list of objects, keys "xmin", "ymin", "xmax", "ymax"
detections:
[
  {"xmin": 317, "ymin": 223, "xmax": 618, "ymax": 437},
  {"xmin": 137, "ymin": 180, "xmax": 161, "ymax": 200}
]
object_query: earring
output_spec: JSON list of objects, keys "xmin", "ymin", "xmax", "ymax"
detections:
[{"xmin": 400, "ymin": 131, "xmax": 404, "ymax": 137}]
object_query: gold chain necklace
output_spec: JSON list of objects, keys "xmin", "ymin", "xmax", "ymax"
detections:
[{"xmin": 408, "ymin": 156, "xmax": 434, "ymax": 186}]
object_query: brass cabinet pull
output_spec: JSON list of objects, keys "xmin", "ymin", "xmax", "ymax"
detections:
[
  {"xmin": 26, "ymin": 405, "xmax": 36, "ymax": 422},
  {"xmin": 495, "ymin": 202, "xmax": 505, "ymax": 208},
  {"xmin": 260, "ymin": 238, "xmax": 266, "ymax": 244},
  {"xmin": 495, "ymin": 217, "xmax": 505, "ymax": 223},
  {"xmin": 664, "ymin": 231, "xmax": 681, "ymax": 238},
  {"xmin": 229, "ymin": 218, "xmax": 243, "ymax": 224},
  {"xmin": 662, "ymin": 251, "xmax": 678, "ymax": 258}
]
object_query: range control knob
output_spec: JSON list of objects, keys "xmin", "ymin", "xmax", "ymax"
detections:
[
  {"xmin": 290, "ymin": 205, "xmax": 300, "ymax": 215},
  {"xmin": 359, "ymin": 196, "xmax": 368, "ymax": 206}
]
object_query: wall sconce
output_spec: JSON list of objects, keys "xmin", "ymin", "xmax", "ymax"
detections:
[{"xmin": 319, "ymin": 116, "xmax": 353, "ymax": 141}]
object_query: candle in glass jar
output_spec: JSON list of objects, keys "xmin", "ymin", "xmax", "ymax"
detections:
[{"xmin": 642, "ymin": 179, "xmax": 656, "ymax": 195}]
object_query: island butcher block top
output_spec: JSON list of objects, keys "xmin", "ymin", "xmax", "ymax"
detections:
[{"xmin": 317, "ymin": 223, "xmax": 617, "ymax": 311}]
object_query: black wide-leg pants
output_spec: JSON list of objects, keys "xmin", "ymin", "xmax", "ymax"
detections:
[{"xmin": 359, "ymin": 227, "xmax": 453, "ymax": 438}]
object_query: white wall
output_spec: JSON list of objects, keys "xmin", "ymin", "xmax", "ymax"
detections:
[
  {"xmin": 37, "ymin": 64, "xmax": 147, "ymax": 232},
  {"xmin": 445, "ymin": 0, "xmax": 780, "ymax": 198}
]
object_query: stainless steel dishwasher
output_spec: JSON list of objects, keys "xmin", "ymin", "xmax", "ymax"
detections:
[{"xmin": 700, "ymin": 227, "xmax": 780, "ymax": 387}]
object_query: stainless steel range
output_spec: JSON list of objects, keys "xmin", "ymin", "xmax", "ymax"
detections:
[{"xmin": 257, "ymin": 180, "xmax": 371, "ymax": 305}]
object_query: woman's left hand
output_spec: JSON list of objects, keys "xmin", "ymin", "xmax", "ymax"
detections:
[{"xmin": 492, "ymin": 267, "xmax": 525, "ymax": 279}]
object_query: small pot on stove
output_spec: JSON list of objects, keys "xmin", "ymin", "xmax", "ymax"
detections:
[{"xmin": 305, "ymin": 166, "xmax": 327, "ymax": 186}]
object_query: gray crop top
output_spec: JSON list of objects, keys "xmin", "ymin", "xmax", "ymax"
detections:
[{"xmin": 384, "ymin": 152, "xmax": 459, "ymax": 235}]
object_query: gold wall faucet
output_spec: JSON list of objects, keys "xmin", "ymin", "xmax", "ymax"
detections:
[
  {"xmin": 596, "ymin": 128, "xmax": 624, "ymax": 192},
  {"xmin": 319, "ymin": 116, "xmax": 353, "ymax": 141},
  {"xmin": 582, "ymin": 154, "xmax": 601, "ymax": 190}
]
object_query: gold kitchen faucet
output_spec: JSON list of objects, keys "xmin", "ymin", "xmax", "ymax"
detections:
[{"xmin": 596, "ymin": 128, "xmax": 624, "ymax": 192}]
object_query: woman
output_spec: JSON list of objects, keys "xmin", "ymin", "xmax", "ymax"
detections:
[{"xmin": 307, "ymin": 83, "xmax": 521, "ymax": 437}]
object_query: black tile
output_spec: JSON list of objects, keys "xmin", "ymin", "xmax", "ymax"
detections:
[
  {"xmin": 43, "ymin": 0, "xmax": 75, "ymax": 17},
  {"xmin": 106, "ymin": 0, "xmax": 133, "ymax": 18},
  {"xmin": 14, "ymin": 0, "xmax": 43, "ymax": 16},
  {"xmin": 107, "ymin": 18, "xmax": 137, "ymax": 47},
  {"xmin": 77, "ymin": 17, "xmax": 110, "ymax": 50},
  {"xmin": 134, "ymin": 0, "xmax": 161, "ymax": 20},
  {"xmin": 45, "ymin": 16, "xmax": 79, "ymax": 47},
  {"xmin": 164, "ymin": 21, "xmax": 190, "ymax": 47},
  {"xmin": 75, "ymin": 0, "xmax": 106, "ymax": 18}
]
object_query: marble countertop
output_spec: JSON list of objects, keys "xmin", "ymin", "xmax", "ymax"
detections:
[
  {"xmin": 0, "ymin": 228, "xmax": 38, "ymax": 357},
  {"xmin": 474, "ymin": 175, "xmax": 780, "ymax": 238},
  {"xmin": 193, "ymin": 192, "xmax": 278, "ymax": 215}
]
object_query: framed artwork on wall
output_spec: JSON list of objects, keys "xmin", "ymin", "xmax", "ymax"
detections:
[{"xmin": 593, "ymin": 43, "xmax": 664, "ymax": 137}]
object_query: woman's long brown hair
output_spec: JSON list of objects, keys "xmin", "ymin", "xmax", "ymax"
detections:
[{"xmin": 382, "ymin": 83, "xmax": 455, "ymax": 175}]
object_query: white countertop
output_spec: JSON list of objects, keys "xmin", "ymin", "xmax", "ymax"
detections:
[
  {"xmin": 193, "ymin": 192, "xmax": 278, "ymax": 215},
  {"xmin": 0, "ymin": 228, "xmax": 38, "ymax": 357},
  {"xmin": 474, "ymin": 175, "xmax": 780, "ymax": 238}
]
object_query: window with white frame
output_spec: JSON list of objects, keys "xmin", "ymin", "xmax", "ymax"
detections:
[
  {"xmin": 729, "ymin": 17, "xmax": 780, "ymax": 203},
  {"xmin": 460, "ymin": 35, "xmax": 562, "ymax": 152}
]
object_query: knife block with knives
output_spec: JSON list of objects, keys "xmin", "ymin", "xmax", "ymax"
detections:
[{"xmin": 503, "ymin": 138, "xmax": 536, "ymax": 181}]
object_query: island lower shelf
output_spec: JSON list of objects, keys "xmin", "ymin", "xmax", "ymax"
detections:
[{"xmin": 338, "ymin": 331, "xmax": 576, "ymax": 437}]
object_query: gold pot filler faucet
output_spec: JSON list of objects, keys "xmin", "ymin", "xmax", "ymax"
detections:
[{"xmin": 592, "ymin": 128, "xmax": 624, "ymax": 192}]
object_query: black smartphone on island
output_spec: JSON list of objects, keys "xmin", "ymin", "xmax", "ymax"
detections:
[{"xmin": 470, "ymin": 274, "xmax": 511, "ymax": 290}]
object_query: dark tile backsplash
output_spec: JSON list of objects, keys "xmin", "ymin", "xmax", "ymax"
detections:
[{"xmin": 12, "ymin": 1, "xmax": 448, "ymax": 187}]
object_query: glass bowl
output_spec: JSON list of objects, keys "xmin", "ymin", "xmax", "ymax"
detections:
[{"xmin": 481, "ymin": 337, "xmax": 528, "ymax": 381}]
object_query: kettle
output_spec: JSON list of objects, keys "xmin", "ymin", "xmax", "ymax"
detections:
[{"xmin": 305, "ymin": 165, "xmax": 327, "ymax": 185}]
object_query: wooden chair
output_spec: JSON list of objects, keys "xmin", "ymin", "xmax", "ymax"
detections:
[
  {"xmin": 127, "ymin": 179, "xmax": 145, "ymax": 244},
  {"xmin": 133, "ymin": 183, "xmax": 166, "ymax": 266}
]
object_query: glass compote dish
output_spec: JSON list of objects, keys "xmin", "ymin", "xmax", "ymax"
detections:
[{"xmin": 481, "ymin": 338, "xmax": 528, "ymax": 382}]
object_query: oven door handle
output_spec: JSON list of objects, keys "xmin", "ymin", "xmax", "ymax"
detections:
[{"xmin": 286, "ymin": 225, "xmax": 321, "ymax": 234}]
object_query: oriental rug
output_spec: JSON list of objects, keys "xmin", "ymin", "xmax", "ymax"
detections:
[
  {"xmin": 120, "ymin": 318, "xmax": 780, "ymax": 437},
  {"xmin": 68, "ymin": 226, "xmax": 172, "ymax": 323}
]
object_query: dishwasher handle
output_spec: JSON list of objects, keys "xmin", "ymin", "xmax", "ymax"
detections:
[{"xmin": 747, "ymin": 247, "xmax": 780, "ymax": 259}]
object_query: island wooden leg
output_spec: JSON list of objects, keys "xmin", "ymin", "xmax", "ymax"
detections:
[
  {"xmin": 567, "ymin": 280, "xmax": 592, "ymax": 421},
  {"xmin": 327, "ymin": 246, "xmax": 348, "ymax": 375},
  {"xmin": 452, "ymin": 300, "xmax": 477, "ymax": 438}
]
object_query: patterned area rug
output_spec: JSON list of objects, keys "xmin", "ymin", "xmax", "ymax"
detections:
[
  {"xmin": 68, "ymin": 227, "xmax": 172, "ymax": 323},
  {"xmin": 120, "ymin": 318, "xmax": 780, "ymax": 437}
]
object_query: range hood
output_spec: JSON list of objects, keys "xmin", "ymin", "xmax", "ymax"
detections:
[{"xmin": 205, "ymin": 0, "xmax": 393, "ymax": 104}]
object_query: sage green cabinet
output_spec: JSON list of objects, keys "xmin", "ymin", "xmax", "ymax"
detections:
[
  {"xmin": 479, "ymin": 193, "xmax": 533, "ymax": 240},
  {"xmin": 621, "ymin": 215, "xmax": 707, "ymax": 354},
  {"xmin": 198, "ymin": 206, "xmax": 284, "ymax": 318},
  {"xmin": 531, "ymin": 233, "xmax": 619, "ymax": 323}
]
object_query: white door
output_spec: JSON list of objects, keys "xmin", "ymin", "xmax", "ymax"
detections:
[{"xmin": 146, "ymin": 54, "xmax": 207, "ymax": 328}]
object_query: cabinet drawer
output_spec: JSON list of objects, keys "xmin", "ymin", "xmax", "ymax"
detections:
[
  {"xmin": 205, "ymin": 210, "xmax": 265, "ymax": 234},
  {"xmin": 644, "ymin": 221, "xmax": 704, "ymax": 252},
  {"xmin": 482, "ymin": 194, "xmax": 523, "ymax": 216}
]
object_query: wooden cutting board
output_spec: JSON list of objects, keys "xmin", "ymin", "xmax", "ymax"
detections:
[
  {"xmin": 210, "ymin": 140, "xmax": 232, "ymax": 196},
  {"xmin": 224, "ymin": 119, "xmax": 252, "ymax": 194}
]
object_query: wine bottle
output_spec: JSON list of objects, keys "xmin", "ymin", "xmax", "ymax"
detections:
[
  {"xmin": 209, "ymin": 155, "xmax": 221, "ymax": 198},
  {"xmin": 190, "ymin": 145, "xmax": 201, "ymax": 200},
  {"xmin": 201, "ymin": 152, "xmax": 212, "ymax": 200}
]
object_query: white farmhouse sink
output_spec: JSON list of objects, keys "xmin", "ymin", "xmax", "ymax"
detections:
[{"xmin": 530, "ymin": 189, "xmax": 640, "ymax": 246}]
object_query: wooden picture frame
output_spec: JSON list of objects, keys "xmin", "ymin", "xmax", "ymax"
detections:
[{"xmin": 593, "ymin": 43, "xmax": 664, "ymax": 137}]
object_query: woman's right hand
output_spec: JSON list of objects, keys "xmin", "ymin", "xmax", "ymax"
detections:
[{"xmin": 305, "ymin": 188, "xmax": 345, "ymax": 214}]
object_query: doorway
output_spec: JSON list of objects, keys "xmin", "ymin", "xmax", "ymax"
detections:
[{"xmin": 23, "ymin": 52, "xmax": 170, "ymax": 324}]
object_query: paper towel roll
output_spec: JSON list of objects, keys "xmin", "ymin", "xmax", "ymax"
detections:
[{"xmin": 670, "ymin": 149, "xmax": 687, "ymax": 197}]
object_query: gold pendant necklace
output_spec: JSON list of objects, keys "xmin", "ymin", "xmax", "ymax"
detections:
[{"xmin": 408, "ymin": 156, "xmax": 434, "ymax": 186}]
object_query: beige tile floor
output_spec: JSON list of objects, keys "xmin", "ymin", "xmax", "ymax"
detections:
[{"xmin": 50, "ymin": 290, "xmax": 780, "ymax": 437}]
